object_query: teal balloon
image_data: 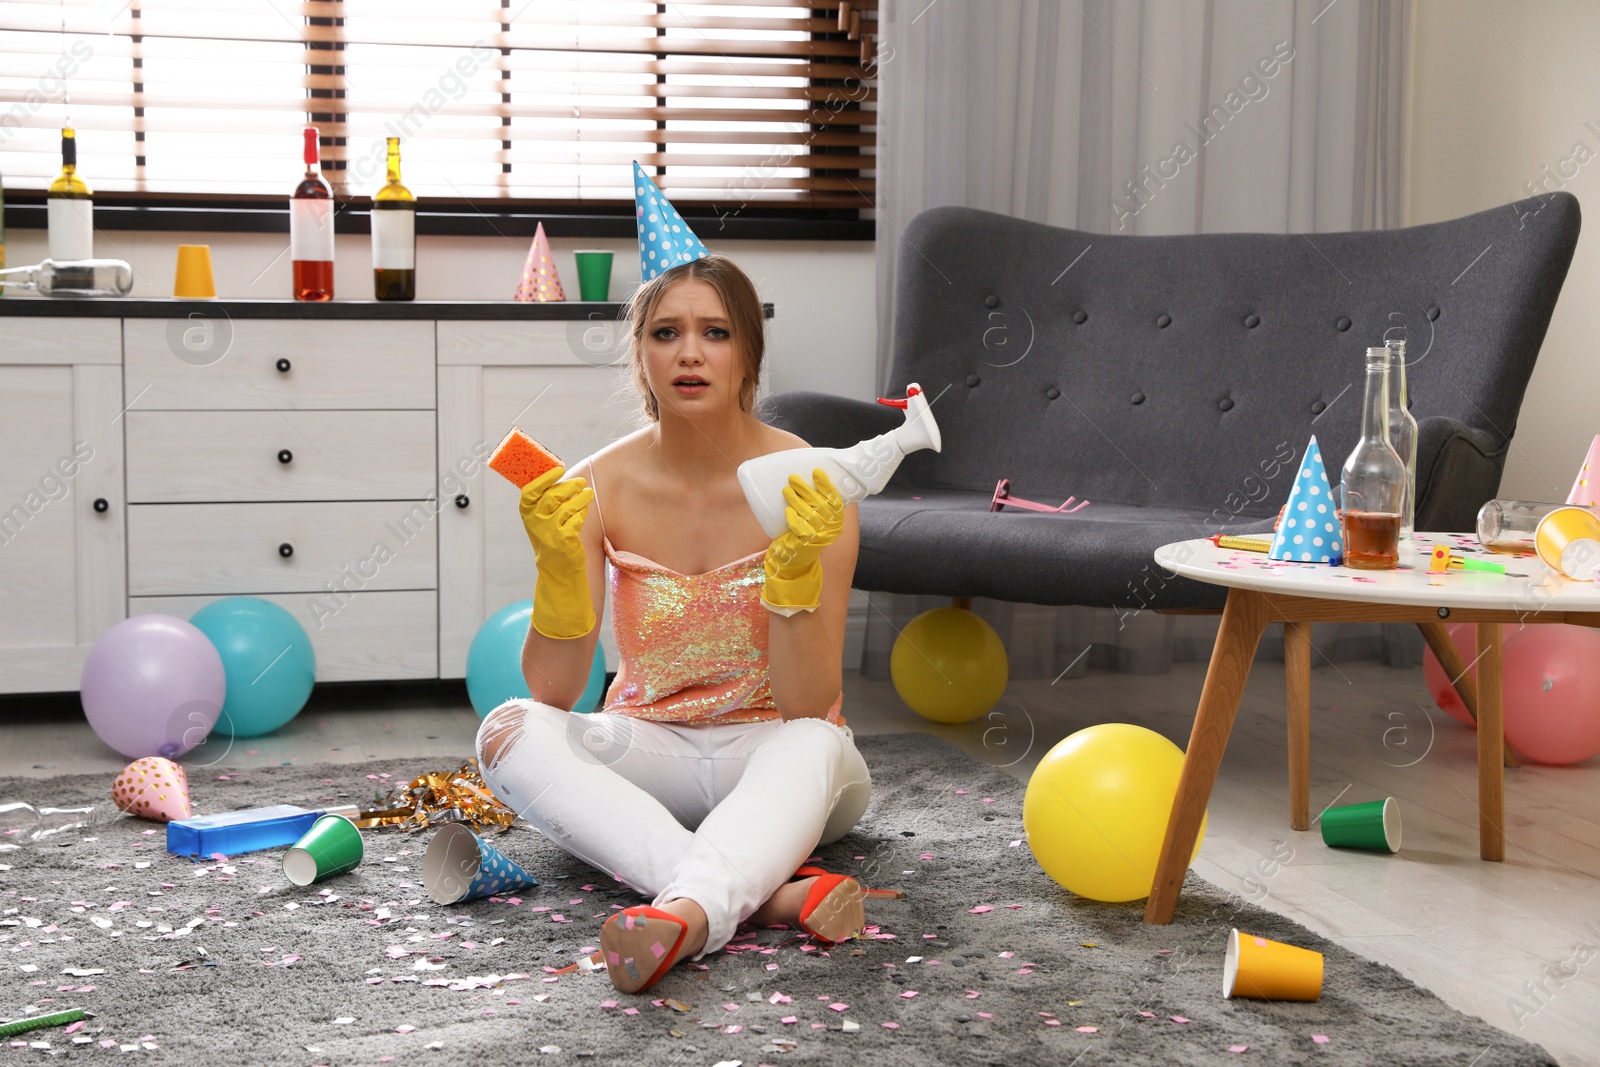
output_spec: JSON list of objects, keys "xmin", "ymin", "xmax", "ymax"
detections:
[
  {"xmin": 573, "ymin": 643, "xmax": 609, "ymax": 714},
  {"xmin": 466, "ymin": 600, "xmax": 608, "ymax": 718},
  {"xmin": 189, "ymin": 597, "xmax": 315, "ymax": 738}
]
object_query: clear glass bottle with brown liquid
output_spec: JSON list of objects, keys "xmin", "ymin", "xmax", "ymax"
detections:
[{"xmin": 1340, "ymin": 347, "xmax": 1406, "ymax": 569}]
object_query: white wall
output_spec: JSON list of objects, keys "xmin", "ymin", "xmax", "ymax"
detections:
[
  {"xmin": 1408, "ymin": 0, "xmax": 1600, "ymax": 502},
  {"xmin": 2, "ymin": 227, "xmax": 879, "ymax": 405}
]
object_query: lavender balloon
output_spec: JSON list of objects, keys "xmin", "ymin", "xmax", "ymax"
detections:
[{"xmin": 79, "ymin": 615, "xmax": 225, "ymax": 760}]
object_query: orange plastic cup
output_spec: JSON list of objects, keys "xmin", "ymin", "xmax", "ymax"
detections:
[
  {"xmin": 1223, "ymin": 929, "xmax": 1324, "ymax": 1001},
  {"xmin": 1534, "ymin": 506, "xmax": 1600, "ymax": 579},
  {"xmin": 174, "ymin": 244, "xmax": 216, "ymax": 299}
]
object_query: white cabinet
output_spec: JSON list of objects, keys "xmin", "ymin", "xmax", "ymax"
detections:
[
  {"xmin": 0, "ymin": 307, "xmax": 666, "ymax": 692},
  {"xmin": 437, "ymin": 320, "xmax": 634, "ymax": 677},
  {"xmin": 121, "ymin": 317, "xmax": 440, "ymax": 683},
  {"xmin": 0, "ymin": 319, "xmax": 126, "ymax": 692}
]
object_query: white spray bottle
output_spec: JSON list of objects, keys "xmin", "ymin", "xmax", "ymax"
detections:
[{"xmin": 738, "ymin": 383, "xmax": 942, "ymax": 538}]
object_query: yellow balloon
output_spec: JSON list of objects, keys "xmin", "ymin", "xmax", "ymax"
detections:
[
  {"xmin": 1022, "ymin": 723, "xmax": 1207, "ymax": 902},
  {"xmin": 889, "ymin": 607, "xmax": 1008, "ymax": 724}
]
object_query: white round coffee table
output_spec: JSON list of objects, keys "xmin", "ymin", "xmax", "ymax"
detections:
[{"xmin": 1143, "ymin": 532, "xmax": 1600, "ymax": 925}]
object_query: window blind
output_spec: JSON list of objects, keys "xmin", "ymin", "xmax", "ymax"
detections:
[{"xmin": 0, "ymin": 0, "xmax": 877, "ymax": 209}]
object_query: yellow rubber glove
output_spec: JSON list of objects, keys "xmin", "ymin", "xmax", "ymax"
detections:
[
  {"xmin": 762, "ymin": 468, "xmax": 846, "ymax": 616},
  {"xmin": 520, "ymin": 465, "xmax": 597, "ymax": 640}
]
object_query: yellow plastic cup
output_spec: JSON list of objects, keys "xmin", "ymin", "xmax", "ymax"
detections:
[
  {"xmin": 173, "ymin": 244, "xmax": 216, "ymax": 299},
  {"xmin": 1223, "ymin": 929, "xmax": 1324, "ymax": 1001},
  {"xmin": 1534, "ymin": 506, "xmax": 1600, "ymax": 579}
]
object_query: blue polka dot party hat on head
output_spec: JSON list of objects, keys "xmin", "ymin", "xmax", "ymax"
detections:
[
  {"xmin": 422, "ymin": 822, "xmax": 540, "ymax": 905},
  {"xmin": 1269, "ymin": 435, "xmax": 1343, "ymax": 563},
  {"xmin": 633, "ymin": 161, "xmax": 711, "ymax": 281}
]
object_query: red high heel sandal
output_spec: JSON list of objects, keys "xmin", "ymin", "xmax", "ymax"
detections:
[
  {"xmin": 793, "ymin": 865, "xmax": 904, "ymax": 944},
  {"xmin": 598, "ymin": 905, "xmax": 690, "ymax": 994}
]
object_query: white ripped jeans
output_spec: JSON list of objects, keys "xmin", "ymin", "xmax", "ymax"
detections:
[{"xmin": 476, "ymin": 701, "xmax": 872, "ymax": 958}]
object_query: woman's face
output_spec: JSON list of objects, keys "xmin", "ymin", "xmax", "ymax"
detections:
[{"xmin": 639, "ymin": 277, "xmax": 745, "ymax": 417}]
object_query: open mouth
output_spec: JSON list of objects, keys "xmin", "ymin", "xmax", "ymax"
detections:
[{"xmin": 672, "ymin": 376, "xmax": 709, "ymax": 391}]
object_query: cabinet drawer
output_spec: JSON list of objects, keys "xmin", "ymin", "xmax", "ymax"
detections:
[
  {"xmin": 0, "ymin": 317, "xmax": 122, "ymax": 365},
  {"xmin": 130, "ymin": 590, "xmax": 437, "ymax": 682},
  {"xmin": 127, "ymin": 410, "xmax": 435, "ymax": 502},
  {"xmin": 438, "ymin": 320, "xmax": 618, "ymax": 367},
  {"xmin": 124, "ymin": 318, "xmax": 434, "ymax": 410},
  {"xmin": 128, "ymin": 501, "xmax": 438, "ymax": 596}
]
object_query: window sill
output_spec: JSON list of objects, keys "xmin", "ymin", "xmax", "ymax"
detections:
[{"xmin": 1, "ymin": 198, "xmax": 875, "ymax": 242}]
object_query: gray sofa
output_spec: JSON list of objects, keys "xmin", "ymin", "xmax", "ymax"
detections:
[{"xmin": 763, "ymin": 193, "xmax": 1580, "ymax": 611}]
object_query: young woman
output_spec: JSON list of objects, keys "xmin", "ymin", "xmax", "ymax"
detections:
[{"xmin": 477, "ymin": 254, "xmax": 880, "ymax": 994}]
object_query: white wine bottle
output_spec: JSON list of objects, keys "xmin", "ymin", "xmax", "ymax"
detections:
[
  {"xmin": 290, "ymin": 125, "xmax": 334, "ymax": 301},
  {"xmin": 372, "ymin": 137, "xmax": 415, "ymax": 301},
  {"xmin": 47, "ymin": 128, "xmax": 93, "ymax": 262}
]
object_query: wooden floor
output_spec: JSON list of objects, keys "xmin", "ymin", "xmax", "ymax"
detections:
[{"xmin": 4, "ymin": 660, "xmax": 1598, "ymax": 1065}]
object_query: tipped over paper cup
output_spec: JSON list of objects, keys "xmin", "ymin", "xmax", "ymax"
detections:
[
  {"xmin": 1321, "ymin": 797, "xmax": 1401, "ymax": 853},
  {"xmin": 282, "ymin": 814, "xmax": 363, "ymax": 886},
  {"xmin": 1223, "ymin": 929, "xmax": 1324, "ymax": 1001},
  {"xmin": 422, "ymin": 822, "xmax": 540, "ymax": 904}
]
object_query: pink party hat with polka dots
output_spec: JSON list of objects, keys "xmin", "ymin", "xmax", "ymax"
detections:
[
  {"xmin": 633, "ymin": 161, "xmax": 710, "ymax": 281},
  {"xmin": 514, "ymin": 221, "xmax": 566, "ymax": 302},
  {"xmin": 1269, "ymin": 436, "xmax": 1343, "ymax": 563},
  {"xmin": 1565, "ymin": 434, "xmax": 1600, "ymax": 507}
]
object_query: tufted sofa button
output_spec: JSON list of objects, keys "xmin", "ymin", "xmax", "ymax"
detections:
[
  {"xmin": 1310, "ymin": 399, "xmax": 1327, "ymax": 415},
  {"xmin": 1244, "ymin": 313, "xmax": 1260, "ymax": 328},
  {"xmin": 1427, "ymin": 306, "xmax": 1441, "ymax": 321},
  {"xmin": 966, "ymin": 374, "xmax": 981, "ymax": 387},
  {"xmin": 1336, "ymin": 316, "xmax": 1352, "ymax": 331},
  {"xmin": 984, "ymin": 294, "xmax": 1000, "ymax": 309},
  {"xmin": 1156, "ymin": 313, "xmax": 1172, "ymax": 328},
  {"xmin": 1045, "ymin": 386, "xmax": 1061, "ymax": 400},
  {"xmin": 1131, "ymin": 391, "xmax": 1146, "ymax": 405},
  {"xmin": 1072, "ymin": 310, "xmax": 1088, "ymax": 325},
  {"xmin": 1218, "ymin": 397, "xmax": 1234, "ymax": 412}
]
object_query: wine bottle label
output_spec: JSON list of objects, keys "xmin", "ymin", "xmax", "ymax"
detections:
[
  {"xmin": 290, "ymin": 198, "xmax": 335, "ymax": 261},
  {"xmin": 372, "ymin": 210, "xmax": 415, "ymax": 270},
  {"xmin": 47, "ymin": 198, "xmax": 93, "ymax": 260}
]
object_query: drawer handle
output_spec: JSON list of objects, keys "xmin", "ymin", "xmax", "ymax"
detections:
[
  {"xmin": 455, "ymin": 494, "xmax": 470, "ymax": 509},
  {"xmin": 278, "ymin": 449, "xmax": 293, "ymax": 465},
  {"xmin": 276, "ymin": 358, "xmax": 292, "ymax": 373},
  {"xmin": 278, "ymin": 542, "xmax": 295, "ymax": 558},
  {"xmin": 93, "ymin": 497, "xmax": 109, "ymax": 513}
]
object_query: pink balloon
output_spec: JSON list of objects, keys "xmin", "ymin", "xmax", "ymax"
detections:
[
  {"xmin": 79, "ymin": 615, "xmax": 225, "ymax": 760},
  {"xmin": 1501, "ymin": 624, "xmax": 1600, "ymax": 765},
  {"xmin": 1420, "ymin": 622, "xmax": 1480, "ymax": 728}
]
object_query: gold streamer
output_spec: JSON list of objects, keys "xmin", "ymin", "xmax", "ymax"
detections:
[{"xmin": 353, "ymin": 759, "xmax": 517, "ymax": 834}]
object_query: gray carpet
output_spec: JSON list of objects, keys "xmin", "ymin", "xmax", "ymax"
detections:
[{"xmin": 0, "ymin": 734, "xmax": 1554, "ymax": 1065}]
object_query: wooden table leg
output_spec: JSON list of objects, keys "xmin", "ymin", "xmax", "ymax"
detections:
[
  {"xmin": 1284, "ymin": 621, "xmax": 1311, "ymax": 832},
  {"xmin": 1416, "ymin": 621, "xmax": 1519, "ymax": 768},
  {"xmin": 1144, "ymin": 588, "xmax": 1271, "ymax": 924},
  {"xmin": 1476, "ymin": 622, "xmax": 1505, "ymax": 861}
]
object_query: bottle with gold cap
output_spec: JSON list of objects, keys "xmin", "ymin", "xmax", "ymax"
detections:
[
  {"xmin": 372, "ymin": 137, "xmax": 415, "ymax": 301},
  {"xmin": 47, "ymin": 128, "xmax": 94, "ymax": 262}
]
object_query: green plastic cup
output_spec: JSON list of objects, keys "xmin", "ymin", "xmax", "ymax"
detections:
[
  {"xmin": 282, "ymin": 814, "xmax": 364, "ymax": 885},
  {"xmin": 574, "ymin": 250, "xmax": 613, "ymax": 301},
  {"xmin": 1320, "ymin": 797, "xmax": 1400, "ymax": 852}
]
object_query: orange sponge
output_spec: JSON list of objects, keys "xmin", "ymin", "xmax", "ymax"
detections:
[{"xmin": 488, "ymin": 427, "xmax": 562, "ymax": 488}]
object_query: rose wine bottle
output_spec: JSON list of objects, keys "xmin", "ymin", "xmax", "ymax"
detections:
[
  {"xmin": 290, "ymin": 125, "xmax": 334, "ymax": 301},
  {"xmin": 372, "ymin": 137, "xmax": 415, "ymax": 301},
  {"xmin": 47, "ymin": 128, "xmax": 94, "ymax": 262}
]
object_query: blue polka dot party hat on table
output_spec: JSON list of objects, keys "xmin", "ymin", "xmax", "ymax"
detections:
[
  {"xmin": 1269, "ymin": 435, "xmax": 1343, "ymax": 563},
  {"xmin": 633, "ymin": 161, "xmax": 711, "ymax": 281},
  {"xmin": 422, "ymin": 822, "xmax": 540, "ymax": 904}
]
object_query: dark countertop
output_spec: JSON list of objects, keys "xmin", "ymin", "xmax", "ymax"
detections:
[{"xmin": 0, "ymin": 299, "xmax": 678, "ymax": 320}]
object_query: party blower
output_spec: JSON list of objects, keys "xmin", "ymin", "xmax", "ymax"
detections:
[{"xmin": 737, "ymin": 383, "xmax": 942, "ymax": 538}]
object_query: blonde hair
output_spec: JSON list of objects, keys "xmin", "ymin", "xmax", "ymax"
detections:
[{"xmin": 622, "ymin": 255, "xmax": 764, "ymax": 422}]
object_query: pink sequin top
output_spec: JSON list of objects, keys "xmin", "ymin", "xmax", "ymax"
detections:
[{"xmin": 599, "ymin": 536, "xmax": 845, "ymax": 727}]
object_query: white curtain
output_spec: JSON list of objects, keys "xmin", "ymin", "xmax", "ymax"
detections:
[{"xmin": 862, "ymin": 0, "xmax": 1419, "ymax": 679}]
